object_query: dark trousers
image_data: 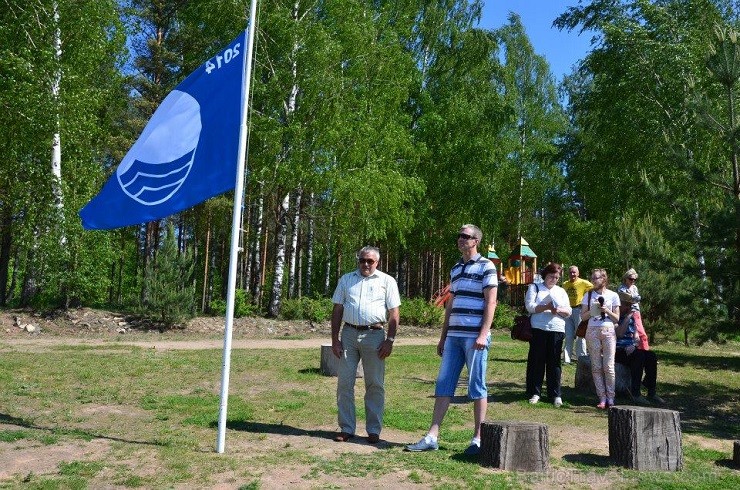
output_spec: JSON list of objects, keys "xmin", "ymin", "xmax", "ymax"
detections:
[
  {"xmin": 526, "ymin": 328, "xmax": 565, "ymax": 398},
  {"xmin": 615, "ymin": 348, "xmax": 658, "ymax": 396}
]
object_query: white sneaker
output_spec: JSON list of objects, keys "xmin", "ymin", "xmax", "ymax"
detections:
[
  {"xmin": 405, "ymin": 435, "xmax": 439, "ymax": 452},
  {"xmin": 528, "ymin": 394, "xmax": 540, "ymax": 404},
  {"xmin": 554, "ymin": 397, "xmax": 563, "ymax": 407}
]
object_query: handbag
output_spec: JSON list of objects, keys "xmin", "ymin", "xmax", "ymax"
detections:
[
  {"xmin": 511, "ymin": 314, "xmax": 533, "ymax": 342},
  {"xmin": 576, "ymin": 291, "xmax": 592, "ymax": 338},
  {"xmin": 511, "ymin": 284, "xmax": 540, "ymax": 342}
]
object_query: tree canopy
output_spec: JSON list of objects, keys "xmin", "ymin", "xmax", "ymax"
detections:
[{"xmin": 1, "ymin": 0, "xmax": 738, "ymax": 342}]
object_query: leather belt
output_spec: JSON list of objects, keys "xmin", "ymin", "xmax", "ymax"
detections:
[{"xmin": 344, "ymin": 322, "xmax": 385, "ymax": 330}]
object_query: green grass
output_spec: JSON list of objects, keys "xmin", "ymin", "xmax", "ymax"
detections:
[{"xmin": 0, "ymin": 332, "xmax": 738, "ymax": 488}]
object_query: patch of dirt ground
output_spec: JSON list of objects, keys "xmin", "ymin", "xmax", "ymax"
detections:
[
  {"xmin": 1, "ymin": 307, "xmax": 734, "ymax": 488},
  {"xmin": 0, "ymin": 306, "xmax": 439, "ymax": 347}
]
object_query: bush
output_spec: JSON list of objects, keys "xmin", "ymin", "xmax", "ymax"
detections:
[
  {"xmin": 210, "ymin": 289, "xmax": 256, "ymax": 318},
  {"xmin": 400, "ymin": 297, "xmax": 444, "ymax": 327},
  {"xmin": 279, "ymin": 297, "xmax": 333, "ymax": 322},
  {"xmin": 492, "ymin": 303, "xmax": 518, "ymax": 332}
]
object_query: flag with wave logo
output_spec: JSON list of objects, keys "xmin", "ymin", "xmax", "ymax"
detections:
[{"xmin": 80, "ymin": 31, "xmax": 247, "ymax": 230}]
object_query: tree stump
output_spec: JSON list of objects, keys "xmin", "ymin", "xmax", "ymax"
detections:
[
  {"xmin": 480, "ymin": 421, "xmax": 549, "ymax": 472},
  {"xmin": 734, "ymin": 440, "xmax": 740, "ymax": 467},
  {"xmin": 319, "ymin": 344, "xmax": 363, "ymax": 377},
  {"xmin": 575, "ymin": 355, "xmax": 631, "ymax": 395},
  {"xmin": 608, "ymin": 406, "xmax": 682, "ymax": 470}
]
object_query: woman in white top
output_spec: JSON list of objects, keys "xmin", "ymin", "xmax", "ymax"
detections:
[
  {"xmin": 524, "ymin": 263, "xmax": 572, "ymax": 407},
  {"xmin": 580, "ymin": 268, "xmax": 621, "ymax": 409}
]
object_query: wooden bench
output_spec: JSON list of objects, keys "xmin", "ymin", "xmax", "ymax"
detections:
[
  {"xmin": 608, "ymin": 405, "xmax": 682, "ymax": 470},
  {"xmin": 480, "ymin": 421, "xmax": 549, "ymax": 472},
  {"xmin": 319, "ymin": 344, "xmax": 363, "ymax": 377},
  {"xmin": 575, "ymin": 355, "xmax": 632, "ymax": 395}
]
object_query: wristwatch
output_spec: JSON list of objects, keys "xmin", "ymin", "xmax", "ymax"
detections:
[{"xmin": 385, "ymin": 336, "xmax": 395, "ymax": 343}]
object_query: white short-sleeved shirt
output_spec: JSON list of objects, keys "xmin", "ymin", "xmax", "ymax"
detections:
[
  {"xmin": 332, "ymin": 269, "xmax": 401, "ymax": 325},
  {"xmin": 582, "ymin": 289, "xmax": 620, "ymax": 327},
  {"xmin": 525, "ymin": 283, "xmax": 571, "ymax": 332}
]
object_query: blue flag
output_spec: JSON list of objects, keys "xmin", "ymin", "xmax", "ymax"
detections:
[{"xmin": 80, "ymin": 32, "xmax": 247, "ymax": 230}]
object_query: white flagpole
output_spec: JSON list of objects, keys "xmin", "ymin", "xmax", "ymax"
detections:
[{"xmin": 216, "ymin": 0, "xmax": 258, "ymax": 454}]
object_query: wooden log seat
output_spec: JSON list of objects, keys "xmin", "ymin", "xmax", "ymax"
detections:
[
  {"xmin": 319, "ymin": 344, "xmax": 363, "ymax": 377},
  {"xmin": 608, "ymin": 405, "xmax": 682, "ymax": 471},
  {"xmin": 575, "ymin": 355, "xmax": 632, "ymax": 395},
  {"xmin": 480, "ymin": 421, "xmax": 549, "ymax": 472}
]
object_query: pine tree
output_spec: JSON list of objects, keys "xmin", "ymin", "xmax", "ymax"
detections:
[{"xmin": 143, "ymin": 223, "xmax": 196, "ymax": 326}]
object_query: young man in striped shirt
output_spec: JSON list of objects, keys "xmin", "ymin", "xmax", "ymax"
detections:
[{"xmin": 406, "ymin": 224, "xmax": 498, "ymax": 456}]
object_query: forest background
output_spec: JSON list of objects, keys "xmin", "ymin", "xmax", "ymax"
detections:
[{"xmin": 1, "ymin": 0, "xmax": 739, "ymax": 344}]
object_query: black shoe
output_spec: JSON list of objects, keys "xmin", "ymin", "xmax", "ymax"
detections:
[{"xmin": 334, "ymin": 432, "xmax": 353, "ymax": 442}]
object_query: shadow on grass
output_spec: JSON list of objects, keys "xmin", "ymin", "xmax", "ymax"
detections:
[
  {"xmin": 490, "ymin": 357, "xmax": 527, "ymax": 365},
  {"xmin": 224, "ymin": 420, "xmax": 405, "ymax": 448},
  {"xmin": 562, "ymin": 453, "xmax": 613, "ymax": 468},
  {"xmin": 715, "ymin": 458, "xmax": 737, "ymax": 469},
  {"xmin": 653, "ymin": 380, "xmax": 740, "ymax": 439},
  {"xmin": 449, "ymin": 452, "xmax": 482, "ymax": 464},
  {"xmin": 649, "ymin": 346, "xmax": 740, "ymax": 439},
  {"xmin": 298, "ymin": 367, "xmax": 322, "ymax": 375},
  {"xmin": 658, "ymin": 350, "xmax": 740, "ymax": 373},
  {"xmin": 0, "ymin": 412, "xmax": 164, "ymax": 447}
]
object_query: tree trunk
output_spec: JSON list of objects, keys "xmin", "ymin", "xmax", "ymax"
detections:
[
  {"xmin": 324, "ymin": 219, "xmax": 332, "ymax": 296},
  {"xmin": 608, "ymin": 405, "xmax": 682, "ymax": 470},
  {"xmin": 201, "ymin": 221, "xmax": 211, "ymax": 312},
  {"xmin": 397, "ymin": 247, "xmax": 407, "ymax": 297},
  {"xmin": 50, "ymin": 1, "xmax": 65, "ymax": 244},
  {"xmin": 0, "ymin": 206, "xmax": 12, "ymax": 305},
  {"xmin": 243, "ymin": 202, "xmax": 254, "ymax": 294},
  {"xmin": 20, "ymin": 246, "xmax": 37, "ymax": 307},
  {"xmin": 288, "ymin": 188, "xmax": 302, "ymax": 298},
  {"xmin": 140, "ymin": 221, "xmax": 160, "ymax": 304},
  {"xmin": 480, "ymin": 421, "xmax": 549, "ymax": 472},
  {"xmin": 8, "ymin": 251, "xmax": 19, "ymax": 304},
  {"xmin": 252, "ymin": 191, "xmax": 264, "ymax": 305},
  {"xmin": 305, "ymin": 192, "xmax": 314, "ymax": 297},
  {"xmin": 268, "ymin": 193, "xmax": 290, "ymax": 317},
  {"xmin": 733, "ymin": 440, "xmax": 740, "ymax": 467}
]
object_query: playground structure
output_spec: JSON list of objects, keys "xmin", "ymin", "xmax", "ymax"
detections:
[
  {"xmin": 503, "ymin": 237, "xmax": 538, "ymax": 285},
  {"xmin": 431, "ymin": 237, "xmax": 538, "ymax": 309}
]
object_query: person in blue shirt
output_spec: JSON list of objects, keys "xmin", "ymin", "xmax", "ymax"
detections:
[{"xmin": 614, "ymin": 303, "xmax": 665, "ymax": 405}]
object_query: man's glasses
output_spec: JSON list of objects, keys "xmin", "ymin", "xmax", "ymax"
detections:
[
  {"xmin": 458, "ymin": 233, "xmax": 477, "ymax": 240},
  {"xmin": 358, "ymin": 258, "xmax": 376, "ymax": 265},
  {"xmin": 627, "ymin": 277, "xmax": 637, "ymax": 282}
]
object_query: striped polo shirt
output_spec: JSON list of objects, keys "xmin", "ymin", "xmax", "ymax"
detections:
[{"xmin": 448, "ymin": 253, "xmax": 498, "ymax": 338}]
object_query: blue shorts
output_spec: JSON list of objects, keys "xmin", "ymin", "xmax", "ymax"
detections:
[{"xmin": 434, "ymin": 335, "xmax": 490, "ymax": 399}]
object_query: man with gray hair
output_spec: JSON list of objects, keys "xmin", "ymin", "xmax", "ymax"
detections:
[{"xmin": 331, "ymin": 246, "xmax": 401, "ymax": 444}]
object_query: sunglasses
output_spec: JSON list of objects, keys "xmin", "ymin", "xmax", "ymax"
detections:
[
  {"xmin": 627, "ymin": 277, "xmax": 637, "ymax": 282},
  {"xmin": 358, "ymin": 258, "xmax": 376, "ymax": 265},
  {"xmin": 458, "ymin": 233, "xmax": 477, "ymax": 240}
]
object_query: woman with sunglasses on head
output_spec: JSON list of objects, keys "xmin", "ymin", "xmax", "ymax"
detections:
[
  {"xmin": 524, "ymin": 262, "xmax": 572, "ymax": 407},
  {"xmin": 580, "ymin": 269, "xmax": 621, "ymax": 409},
  {"xmin": 618, "ymin": 269, "xmax": 643, "ymax": 339}
]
